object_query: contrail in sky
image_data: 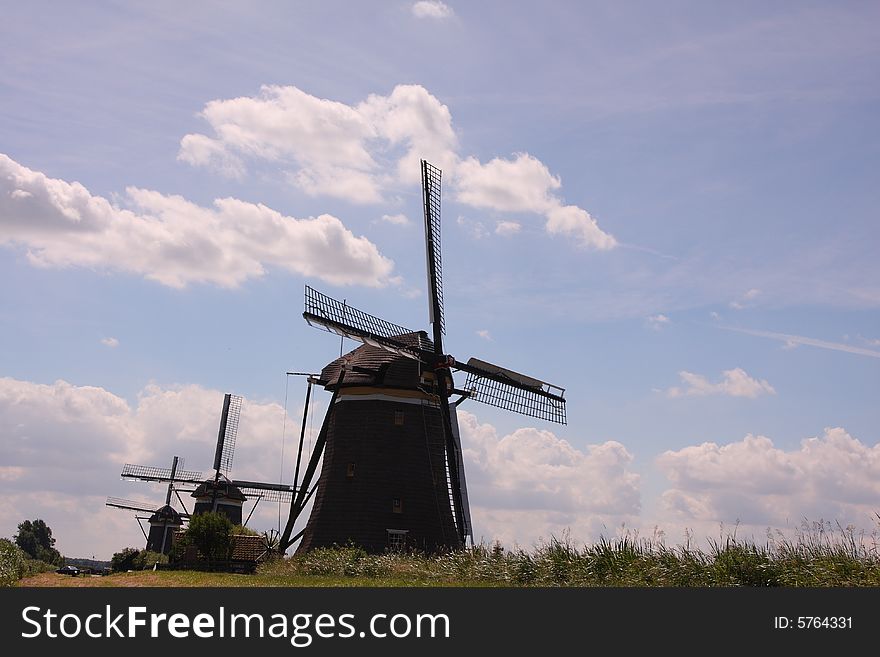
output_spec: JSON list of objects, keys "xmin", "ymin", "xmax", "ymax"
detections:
[{"xmin": 721, "ymin": 326, "xmax": 880, "ymax": 359}]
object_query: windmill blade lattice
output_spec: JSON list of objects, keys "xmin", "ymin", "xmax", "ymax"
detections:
[
  {"xmin": 304, "ymin": 286, "xmax": 425, "ymax": 360},
  {"xmin": 421, "ymin": 159, "xmax": 445, "ymax": 339},
  {"xmin": 121, "ymin": 463, "xmax": 204, "ymax": 484},
  {"xmin": 234, "ymin": 480, "xmax": 296, "ymax": 503},
  {"xmin": 213, "ymin": 393, "xmax": 242, "ymax": 477},
  {"xmin": 459, "ymin": 358, "xmax": 567, "ymax": 425},
  {"xmin": 304, "ymin": 285, "xmax": 415, "ymax": 340},
  {"xmin": 105, "ymin": 497, "xmax": 160, "ymax": 514}
]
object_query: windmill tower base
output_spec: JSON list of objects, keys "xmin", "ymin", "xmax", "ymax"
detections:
[{"xmin": 296, "ymin": 389, "xmax": 461, "ymax": 554}]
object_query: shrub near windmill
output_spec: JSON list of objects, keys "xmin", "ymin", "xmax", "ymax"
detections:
[{"xmin": 280, "ymin": 161, "xmax": 567, "ymax": 555}]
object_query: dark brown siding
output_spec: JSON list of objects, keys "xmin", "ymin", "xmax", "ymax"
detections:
[{"xmin": 297, "ymin": 395, "xmax": 460, "ymax": 554}]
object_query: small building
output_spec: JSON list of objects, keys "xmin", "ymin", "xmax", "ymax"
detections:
[{"xmin": 190, "ymin": 476, "xmax": 246, "ymax": 525}]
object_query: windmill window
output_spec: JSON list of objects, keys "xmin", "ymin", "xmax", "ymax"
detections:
[
  {"xmin": 387, "ymin": 529, "xmax": 408, "ymax": 551},
  {"xmin": 394, "ymin": 410, "xmax": 405, "ymax": 426},
  {"xmin": 392, "ymin": 497, "xmax": 403, "ymax": 513},
  {"xmin": 346, "ymin": 463, "xmax": 356, "ymax": 478}
]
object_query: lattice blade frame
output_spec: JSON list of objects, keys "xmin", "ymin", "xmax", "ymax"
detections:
[
  {"xmin": 459, "ymin": 358, "xmax": 567, "ymax": 425},
  {"xmin": 236, "ymin": 486, "xmax": 294, "ymax": 503},
  {"xmin": 421, "ymin": 160, "xmax": 445, "ymax": 338},
  {"xmin": 105, "ymin": 497, "xmax": 158, "ymax": 514},
  {"xmin": 214, "ymin": 393, "xmax": 242, "ymax": 477},
  {"xmin": 305, "ymin": 285, "xmax": 414, "ymax": 340},
  {"xmin": 304, "ymin": 286, "xmax": 427, "ymax": 362},
  {"xmin": 120, "ymin": 463, "xmax": 204, "ymax": 484}
]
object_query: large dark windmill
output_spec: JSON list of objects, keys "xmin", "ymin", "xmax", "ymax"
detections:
[
  {"xmin": 279, "ymin": 160, "xmax": 566, "ymax": 554},
  {"xmin": 114, "ymin": 393, "xmax": 297, "ymax": 530}
]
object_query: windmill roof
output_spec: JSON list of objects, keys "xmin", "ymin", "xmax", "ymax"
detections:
[
  {"xmin": 318, "ymin": 331, "xmax": 433, "ymax": 389},
  {"xmin": 190, "ymin": 478, "xmax": 247, "ymax": 501},
  {"xmin": 148, "ymin": 504, "xmax": 182, "ymax": 523}
]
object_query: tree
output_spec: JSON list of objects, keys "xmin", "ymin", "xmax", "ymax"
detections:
[
  {"xmin": 14, "ymin": 519, "xmax": 62, "ymax": 565},
  {"xmin": 181, "ymin": 512, "xmax": 234, "ymax": 565}
]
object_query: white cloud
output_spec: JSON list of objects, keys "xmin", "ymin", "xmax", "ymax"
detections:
[
  {"xmin": 476, "ymin": 329, "xmax": 492, "ymax": 340},
  {"xmin": 100, "ymin": 337, "xmax": 119, "ymax": 348},
  {"xmin": 380, "ymin": 213, "xmax": 410, "ymax": 226},
  {"xmin": 729, "ymin": 288, "xmax": 761, "ymax": 310},
  {"xmin": 0, "ymin": 377, "xmax": 306, "ymax": 558},
  {"xmin": 494, "ymin": 220, "xmax": 521, "ymax": 236},
  {"xmin": 456, "ymin": 154, "xmax": 616, "ymax": 249},
  {"xmin": 656, "ymin": 428, "xmax": 880, "ymax": 534},
  {"xmin": 647, "ymin": 314, "xmax": 670, "ymax": 330},
  {"xmin": 180, "ymin": 86, "xmax": 614, "ymax": 249},
  {"xmin": 411, "ymin": 1, "xmax": 454, "ymax": 20},
  {"xmin": 456, "ymin": 153, "xmax": 560, "ymax": 214},
  {"xmin": 0, "ymin": 154, "xmax": 395, "ymax": 289},
  {"xmin": 458, "ymin": 410, "xmax": 640, "ymax": 546},
  {"xmin": 179, "ymin": 84, "xmax": 458, "ymax": 202},
  {"xmin": 666, "ymin": 367, "xmax": 775, "ymax": 398}
]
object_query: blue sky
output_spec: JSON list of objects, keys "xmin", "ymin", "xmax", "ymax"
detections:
[{"xmin": 1, "ymin": 1, "xmax": 878, "ymax": 558}]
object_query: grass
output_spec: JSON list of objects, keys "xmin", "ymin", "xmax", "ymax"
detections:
[{"xmin": 17, "ymin": 521, "xmax": 880, "ymax": 587}]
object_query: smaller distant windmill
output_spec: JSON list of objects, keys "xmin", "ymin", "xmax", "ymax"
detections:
[
  {"xmin": 110, "ymin": 394, "xmax": 297, "ymax": 545},
  {"xmin": 106, "ymin": 455, "xmax": 195, "ymax": 554}
]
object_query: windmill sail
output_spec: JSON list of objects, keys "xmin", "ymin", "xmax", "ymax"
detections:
[
  {"xmin": 213, "ymin": 393, "xmax": 241, "ymax": 477},
  {"xmin": 421, "ymin": 159, "xmax": 445, "ymax": 342},
  {"xmin": 121, "ymin": 463, "xmax": 204, "ymax": 484},
  {"xmin": 304, "ymin": 285, "xmax": 425, "ymax": 360},
  {"xmin": 105, "ymin": 497, "xmax": 162, "ymax": 514},
  {"xmin": 233, "ymin": 480, "xmax": 296, "ymax": 503},
  {"xmin": 459, "ymin": 357, "xmax": 567, "ymax": 424},
  {"xmin": 447, "ymin": 405, "xmax": 472, "ymax": 543}
]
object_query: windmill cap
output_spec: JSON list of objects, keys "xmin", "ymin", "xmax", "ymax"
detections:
[{"xmin": 318, "ymin": 331, "xmax": 435, "ymax": 389}]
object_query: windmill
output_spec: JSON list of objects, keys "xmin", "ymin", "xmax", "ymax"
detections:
[
  {"xmin": 113, "ymin": 393, "xmax": 297, "ymax": 531},
  {"xmin": 106, "ymin": 455, "xmax": 194, "ymax": 554},
  {"xmin": 279, "ymin": 160, "xmax": 566, "ymax": 554}
]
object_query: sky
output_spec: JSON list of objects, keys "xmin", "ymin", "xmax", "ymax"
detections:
[{"xmin": 1, "ymin": 1, "xmax": 879, "ymax": 560}]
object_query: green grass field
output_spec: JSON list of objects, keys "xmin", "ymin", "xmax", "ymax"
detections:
[{"xmin": 18, "ymin": 523, "xmax": 880, "ymax": 587}]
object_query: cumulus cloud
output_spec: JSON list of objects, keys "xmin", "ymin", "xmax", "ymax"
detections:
[
  {"xmin": 178, "ymin": 84, "xmax": 457, "ymax": 202},
  {"xmin": 666, "ymin": 368, "xmax": 775, "ymax": 399},
  {"xmin": 457, "ymin": 410, "xmax": 640, "ymax": 546},
  {"xmin": 456, "ymin": 153, "xmax": 616, "ymax": 249},
  {"xmin": 0, "ymin": 377, "xmax": 309, "ymax": 558},
  {"xmin": 100, "ymin": 337, "xmax": 119, "ymax": 348},
  {"xmin": 180, "ymin": 85, "xmax": 614, "ymax": 248},
  {"xmin": 412, "ymin": 1, "xmax": 454, "ymax": 19},
  {"xmin": 656, "ymin": 428, "xmax": 880, "ymax": 534},
  {"xmin": 0, "ymin": 154, "xmax": 395, "ymax": 288}
]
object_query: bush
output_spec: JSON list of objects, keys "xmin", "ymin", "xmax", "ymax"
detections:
[
  {"xmin": 111, "ymin": 548, "xmax": 167, "ymax": 572},
  {"xmin": 111, "ymin": 547, "xmax": 141, "ymax": 572},
  {"xmin": 0, "ymin": 539, "xmax": 27, "ymax": 587}
]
